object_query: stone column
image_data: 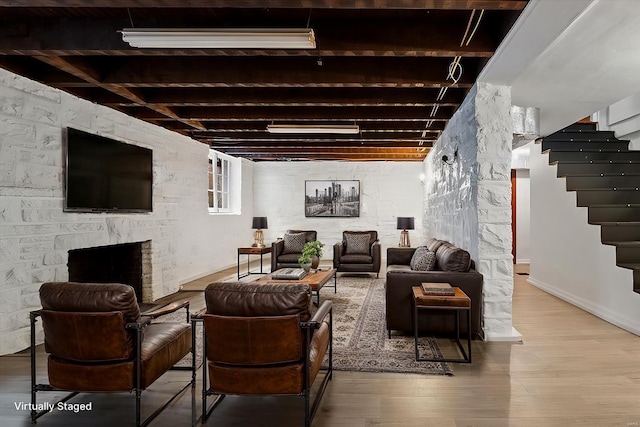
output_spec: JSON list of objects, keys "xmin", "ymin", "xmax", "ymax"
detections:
[
  {"xmin": 423, "ymin": 82, "xmax": 518, "ymax": 341},
  {"xmin": 475, "ymin": 82, "xmax": 517, "ymax": 340}
]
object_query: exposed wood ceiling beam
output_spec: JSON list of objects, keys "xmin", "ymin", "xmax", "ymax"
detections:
[
  {"xmin": 34, "ymin": 57, "xmax": 478, "ymax": 88},
  {"xmin": 217, "ymin": 146, "xmax": 430, "ymax": 162},
  {"xmin": 0, "ymin": 16, "xmax": 497, "ymax": 58},
  {"xmin": 34, "ymin": 55, "xmax": 206, "ymax": 131},
  {"xmin": 131, "ymin": 106, "xmax": 454, "ymax": 121},
  {"xmin": 169, "ymin": 121, "xmax": 446, "ymax": 132},
  {"xmin": 0, "ymin": 1, "xmax": 528, "ymax": 10},
  {"xmin": 93, "ymin": 87, "xmax": 466, "ymax": 108}
]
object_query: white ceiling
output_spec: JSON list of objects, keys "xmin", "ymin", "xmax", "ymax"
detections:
[{"xmin": 479, "ymin": 0, "xmax": 640, "ymax": 136}]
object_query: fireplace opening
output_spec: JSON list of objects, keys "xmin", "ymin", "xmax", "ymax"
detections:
[{"xmin": 68, "ymin": 241, "xmax": 151, "ymax": 302}]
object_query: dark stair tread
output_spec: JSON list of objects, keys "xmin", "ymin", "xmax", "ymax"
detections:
[
  {"xmin": 595, "ymin": 221, "xmax": 640, "ymax": 226},
  {"xmin": 552, "ymin": 123, "xmax": 597, "ymax": 132},
  {"xmin": 570, "ymin": 187, "xmax": 640, "ymax": 191},
  {"xmin": 551, "ymin": 160, "xmax": 640, "ymax": 164},
  {"xmin": 545, "ymin": 149, "xmax": 629, "ymax": 154},
  {"xmin": 602, "ymin": 241, "xmax": 640, "ymax": 247},
  {"xmin": 616, "ymin": 262, "xmax": 640, "ymax": 270},
  {"xmin": 578, "ymin": 203, "xmax": 640, "ymax": 209},
  {"xmin": 542, "ymin": 136, "xmax": 627, "ymax": 141},
  {"xmin": 562, "ymin": 173, "xmax": 640, "ymax": 177},
  {"xmin": 557, "ymin": 165, "xmax": 640, "ymax": 178}
]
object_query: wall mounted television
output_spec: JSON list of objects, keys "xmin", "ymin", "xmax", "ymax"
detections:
[{"xmin": 64, "ymin": 128, "xmax": 153, "ymax": 213}]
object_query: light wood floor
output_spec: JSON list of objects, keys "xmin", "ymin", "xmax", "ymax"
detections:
[{"xmin": 2, "ymin": 264, "xmax": 640, "ymax": 426}]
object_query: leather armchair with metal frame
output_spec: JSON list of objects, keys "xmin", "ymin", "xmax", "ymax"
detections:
[
  {"xmin": 195, "ymin": 281, "xmax": 332, "ymax": 427},
  {"xmin": 30, "ymin": 282, "xmax": 195, "ymax": 427}
]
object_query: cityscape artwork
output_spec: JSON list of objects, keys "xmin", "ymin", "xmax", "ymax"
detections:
[{"xmin": 305, "ymin": 180, "xmax": 360, "ymax": 217}]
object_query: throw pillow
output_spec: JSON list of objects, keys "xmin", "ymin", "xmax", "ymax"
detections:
[
  {"xmin": 410, "ymin": 246, "xmax": 436, "ymax": 271},
  {"xmin": 282, "ymin": 232, "xmax": 306, "ymax": 254},
  {"xmin": 344, "ymin": 233, "xmax": 371, "ymax": 254},
  {"xmin": 436, "ymin": 244, "xmax": 471, "ymax": 272}
]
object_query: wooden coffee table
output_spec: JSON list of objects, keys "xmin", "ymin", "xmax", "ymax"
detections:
[{"xmin": 253, "ymin": 268, "xmax": 337, "ymax": 305}]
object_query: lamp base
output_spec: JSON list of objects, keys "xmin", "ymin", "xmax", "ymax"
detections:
[
  {"xmin": 252, "ymin": 229, "xmax": 265, "ymax": 247},
  {"xmin": 398, "ymin": 230, "xmax": 411, "ymax": 248}
]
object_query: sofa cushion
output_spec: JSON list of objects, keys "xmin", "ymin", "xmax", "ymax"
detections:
[
  {"xmin": 409, "ymin": 246, "xmax": 436, "ymax": 271},
  {"xmin": 435, "ymin": 243, "xmax": 471, "ymax": 272},
  {"xmin": 426, "ymin": 237, "xmax": 447, "ymax": 253},
  {"xmin": 344, "ymin": 233, "xmax": 371, "ymax": 254},
  {"xmin": 277, "ymin": 253, "xmax": 300, "ymax": 263},
  {"xmin": 282, "ymin": 232, "xmax": 306, "ymax": 254},
  {"xmin": 339, "ymin": 254, "xmax": 373, "ymax": 264}
]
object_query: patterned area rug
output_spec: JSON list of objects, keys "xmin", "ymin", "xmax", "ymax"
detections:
[
  {"xmin": 159, "ymin": 274, "xmax": 453, "ymax": 375},
  {"xmin": 323, "ymin": 276, "xmax": 453, "ymax": 375}
]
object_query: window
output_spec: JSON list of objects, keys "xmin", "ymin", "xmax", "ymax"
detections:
[{"xmin": 208, "ymin": 151, "xmax": 231, "ymax": 213}]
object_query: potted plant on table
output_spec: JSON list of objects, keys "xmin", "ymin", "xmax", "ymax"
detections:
[
  {"xmin": 298, "ymin": 253, "xmax": 312, "ymax": 272},
  {"xmin": 301, "ymin": 240, "xmax": 324, "ymax": 270}
]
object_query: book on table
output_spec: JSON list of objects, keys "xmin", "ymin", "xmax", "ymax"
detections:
[
  {"xmin": 271, "ymin": 268, "xmax": 308, "ymax": 280},
  {"xmin": 421, "ymin": 282, "xmax": 455, "ymax": 296}
]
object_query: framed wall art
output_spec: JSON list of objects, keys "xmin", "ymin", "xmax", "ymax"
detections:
[{"xmin": 304, "ymin": 180, "xmax": 360, "ymax": 217}]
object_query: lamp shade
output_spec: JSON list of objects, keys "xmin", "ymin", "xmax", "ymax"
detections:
[
  {"xmin": 396, "ymin": 217, "xmax": 415, "ymax": 230},
  {"xmin": 252, "ymin": 217, "xmax": 268, "ymax": 229}
]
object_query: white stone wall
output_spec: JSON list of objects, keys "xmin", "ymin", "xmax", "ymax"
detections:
[
  {"xmin": 252, "ymin": 161, "xmax": 425, "ymax": 258},
  {"xmin": 0, "ymin": 68, "xmax": 255, "ymax": 355},
  {"xmin": 423, "ymin": 82, "xmax": 516, "ymax": 340}
]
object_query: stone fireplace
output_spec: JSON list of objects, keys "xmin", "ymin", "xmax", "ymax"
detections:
[{"xmin": 67, "ymin": 241, "xmax": 152, "ymax": 302}]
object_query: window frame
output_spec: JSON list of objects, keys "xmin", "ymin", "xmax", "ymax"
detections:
[{"xmin": 208, "ymin": 150, "xmax": 232, "ymax": 213}]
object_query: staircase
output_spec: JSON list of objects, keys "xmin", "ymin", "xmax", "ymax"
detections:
[{"xmin": 541, "ymin": 123, "xmax": 640, "ymax": 294}]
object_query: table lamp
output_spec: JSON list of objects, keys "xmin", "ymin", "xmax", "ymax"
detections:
[
  {"xmin": 397, "ymin": 217, "xmax": 415, "ymax": 248},
  {"xmin": 252, "ymin": 217, "xmax": 268, "ymax": 247}
]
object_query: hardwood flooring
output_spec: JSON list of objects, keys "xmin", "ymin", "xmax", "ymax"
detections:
[{"xmin": 1, "ymin": 264, "xmax": 639, "ymax": 426}]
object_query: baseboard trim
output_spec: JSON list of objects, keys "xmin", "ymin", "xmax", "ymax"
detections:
[
  {"xmin": 483, "ymin": 327, "xmax": 523, "ymax": 342},
  {"xmin": 527, "ymin": 276, "xmax": 640, "ymax": 336}
]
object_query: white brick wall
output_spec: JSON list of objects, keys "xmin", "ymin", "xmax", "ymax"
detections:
[
  {"xmin": 0, "ymin": 68, "xmax": 255, "ymax": 355},
  {"xmin": 423, "ymin": 83, "xmax": 516, "ymax": 340},
  {"xmin": 252, "ymin": 161, "xmax": 425, "ymax": 257}
]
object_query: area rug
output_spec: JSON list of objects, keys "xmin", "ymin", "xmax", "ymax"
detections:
[
  {"xmin": 323, "ymin": 276, "xmax": 453, "ymax": 376},
  {"xmin": 157, "ymin": 275, "xmax": 453, "ymax": 375}
]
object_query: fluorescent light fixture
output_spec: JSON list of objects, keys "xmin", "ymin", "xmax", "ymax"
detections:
[
  {"xmin": 267, "ymin": 124, "xmax": 360, "ymax": 134},
  {"xmin": 120, "ymin": 28, "xmax": 316, "ymax": 49}
]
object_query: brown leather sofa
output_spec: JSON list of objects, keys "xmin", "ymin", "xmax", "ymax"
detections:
[
  {"xmin": 199, "ymin": 281, "xmax": 333, "ymax": 427},
  {"xmin": 333, "ymin": 230, "xmax": 381, "ymax": 277},
  {"xmin": 271, "ymin": 229, "xmax": 317, "ymax": 271},
  {"xmin": 385, "ymin": 238, "xmax": 483, "ymax": 339}
]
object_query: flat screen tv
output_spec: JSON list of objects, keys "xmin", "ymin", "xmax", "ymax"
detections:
[{"xmin": 64, "ymin": 128, "xmax": 153, "ymax": 213}]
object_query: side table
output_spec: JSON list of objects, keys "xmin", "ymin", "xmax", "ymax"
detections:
[
  {"xmin": 412, "ymin": 286, "xmax": 471, "ymax": 363},
  {"xmin": 237, "ymin": 247, "xmax": 271, "ymax": 279}
]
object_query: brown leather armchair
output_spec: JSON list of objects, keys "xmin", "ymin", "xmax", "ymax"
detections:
[
  {"xmin": 30, "ymin": 282, "xmax": 195, "ymax": 427},
  {"xmin": 333, "ymin": 230, "xmax": 381, "ymax": 277},
  {"xmin": 271, "ymin": 229, "xmax": 318, "ymax": 271},
  {"xmin": 197, "ymin": 281, "xmax": 333, "ymax": 427}
]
